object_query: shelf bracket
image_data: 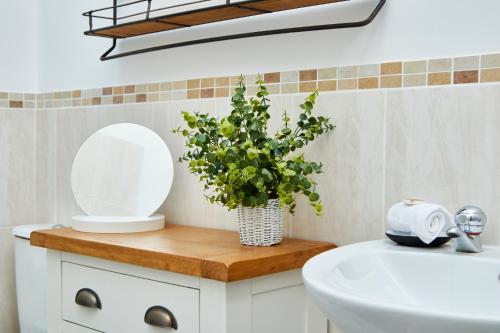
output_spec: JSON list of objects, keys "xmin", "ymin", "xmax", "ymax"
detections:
[
  {"xmin": 98, "ymin": 0, "xmax": 386, "ymax": 61},
  {"xmin": 100, "ymin": 0, "xmax": 118, "ymax": 60}
]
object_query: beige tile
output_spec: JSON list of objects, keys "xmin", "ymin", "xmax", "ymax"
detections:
[
  {"xmin": 187, "ymin": 79, "xmax": 200, "ymax": 90},
  {"xmin": 245, "ymin": 74, "xmax": 260, "ymax": 85},
  {"xmin": 173, "ymin": 80, "xmax": 187, "ymax": 90},
  {"xmin": 428, "ymin": 72, "xmax": 451, "ymax": 86},
  {"xmin": 338, "ymin": 79, "xmax": 357, "ymax": 90},
  {"xmin": 102, "ymin": 87, "xmax": 112, "ymax": 95},
  {"xmin": 187, "ymin": 89, "xmax": 200, "ymax": 99},
  {"xmin": 201, "ymin": 78, "xmax": 214, "ymax": 88},
  {"xmin": 215, "ymin": 87, "xmax": 229, "ymax": 98},
  {"xmin": 148, "ymin": 83, "xmax": 160, "ymax": 92},
  {"xmin": 62, "ymin": 99, "xmax": 71, "ymax": 107},
  {"xmin": 173, "ymin": 90, "xmax": 187, "ymax": 100},
  {"xmin": 9, "ymin": 93, "xmax": 23, "ymax": 100},
  {"xmin": 403, "ymin": 74, "xmax": 426, "ymax": 87},
  {"xmin": 358, "ymin": 77, "xmax": 379, "ymax": 89},
  {"xmin": 246, "ymin": 85, "xmax": 258, "ymax": 96},
  {"xmin": 160, "ymin": 82, "xmax": 173, "ymax": 91},
  {"xmin": 230, "ymin": 76, "xmax": 244, "ymax": 86},
  {"xmin": 281, "ymin": 83, "xmax": 298, "ymax": 94},
  {"xmin": 0, "ymin": 92, "xmax": 8, "ymax": 99},
  {"xmin": 380, "ymin": 75, "xmax": 402, "ymax": 88},
  {"xmin": 318, "ymin": 67, "xmax": 337, "ymax": 80},
  {"xmin": 136, "ymin": 94, "xmax": 146, "ymax": 103},
  {"xmin": 201, "ymin": 88, "xmax": 214, "ymax": 98},
  {"xmin": 381, "ymin": 62, "xmax": 402, "ymax": 75},
  {"xmin": 404, "ymin": 60, "xmax": 427, "ymax": 74},
  {"xmin": 264, "ymin": 72, "xmax": 280, "ymax": 84},
  {"xmin": 358, "ymin": 64, "xmax": 379, "ymax": 77},
  {"xmin": 481, "ymin": 53, "xmax": 500, "ymax": 69},
  {"xmin": 299, "ymin": 81, "xmax": 317, "ymax": 93},
  {"xmin": 428, "ymin": 58, "xmax": 452, "ymax": 72},
  {"xmin": 24, "ymin": 93, "xmax": 36, "ymax": 101},
  {"xmin": 454, "ymin": 56, "xmax": 479, "ymax": 71},
  {"xmin": 112, "ymin": 86, "xmax": 124, "ymax": 95},
  {"xmin": 453, "ymin": 70, "xmax": 479, "ymax": 84},
  {"xmin": 123, "ymin": 94, "xmax": 135, "ymax": 103},
  {"xmin": 9, "ymin": 100, "xmax": 23, "ymax": 108},
  {"xmin": 0, "ymin": 109, "xmax": 36, "ymax": 227},
  {"xmin": 338, "ymin": 66, "xmax": 358, "ymax": 79},
  {"xmin": 318, "ymin": 80, "xmax": 337, "ymax": 92},
  {"xmin": 300, "ymin": 69, "xmax": 317, "ymax": 81},
  {"xmin": 71, "ymin": 99, "xmax": 82, "ymax": 107},
  {"xmin": 281, "ymin": 71, "xmax": 299, "ymax": 83},
  {"xmin": 135, "ymin": 84, "xmax": 148, "ymax": 94},
  {"xmin": 159, "ymin": 92, "xmax": 172, "ymax": 101},
  {"xmin": 385, "ymin": 85, "xmax": 500, "ymax": 245},
  {"xmin": 0, "ymin": 228, "xmax": 19, "ymax": 333},
  {"xmin": 124, "ymin": 85, "xmax": 135, "ymax": 94},
  {"xmin": 147, "ymin": 93, "xmax": 159, "ymax": 102},
  {"xmin": 480, "ymin": 68, "xmax": 500, "ymax": 83},
  {"xmin": 215, "ymin": 77, "xmax": 230, "ymax": 87},
  {"xmin": 267, "ymin": 84, "xmax": 280, "ymax": 95},
  {"xmin": 36, "ymin": 109, "xmax": 57, "ymax": 224},
  {"xmin": 71, "ymin": 90, "xmax": 82, "ymax": 98},
  {"xmin": 290, "ymin": 91, "xmax": 385, "ymax": 245},
  {"xmin": 101, "ymin": 96, "xmax": 113, "ymax": 105},
  {"xmin": 151, "ymin": 102, "xmax": 222, "ymax": 231}
]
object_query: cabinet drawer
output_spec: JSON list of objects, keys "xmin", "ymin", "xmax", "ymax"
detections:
[
  {"xmin": 62, "ymin": 262, "xmax": 199, "ymax": 333},
  {"xmin": 63, "ymin": 321, "xmax": 101, "ymax": 332}
]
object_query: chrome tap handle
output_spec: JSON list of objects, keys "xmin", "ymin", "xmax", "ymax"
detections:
[{"xmin": 454, "ymin": 206, "xmax": 487, "ymax": 236}]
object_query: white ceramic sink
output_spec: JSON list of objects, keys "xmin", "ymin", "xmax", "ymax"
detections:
[{"xmin": 303, "ymin": 240, "xmax": 500, "ymax": 333}]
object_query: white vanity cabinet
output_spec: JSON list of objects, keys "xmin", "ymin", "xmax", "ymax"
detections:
[
  {"xmin": 47, "ymin": 251, "xmax": 327, "ymax": 333},
  {"xmin": 33, "ymin": 225, "xmax": 334, "ymax": 333}
]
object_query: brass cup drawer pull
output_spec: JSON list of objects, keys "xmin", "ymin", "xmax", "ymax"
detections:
[
  {"xmin": 144, "ymin": 306, "xmax": 178, "ymax": 330},
  {"xmin": 75, "ymin": 288, "xmax": 102, "ymax": 309}
]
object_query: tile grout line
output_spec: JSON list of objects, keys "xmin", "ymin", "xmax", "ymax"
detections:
[
  {"xmin": 34, "ymin": 101, "xmax": 38, "ymax": 226},
  {"xmin": 381, "ymin": 89, "xmax": 388, "ymax": 235}
]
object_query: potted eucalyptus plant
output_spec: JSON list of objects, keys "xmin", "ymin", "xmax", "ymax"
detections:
[{"xmin": 173, "ymin": 76, "xmax": 333, "ymax": 246}]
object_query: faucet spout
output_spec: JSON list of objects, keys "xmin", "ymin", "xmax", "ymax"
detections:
[
  {"xmin": 447, "ymin": 227, "xmax": 483, "ymax": 253},
  {"xmin": 447, "ymin": 206, "xmax": 486, "ymax": 253}
]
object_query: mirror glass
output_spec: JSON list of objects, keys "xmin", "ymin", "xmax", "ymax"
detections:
[{"xmin": 71, "ymin": 123, "xmax": 173, "ymax": 217}]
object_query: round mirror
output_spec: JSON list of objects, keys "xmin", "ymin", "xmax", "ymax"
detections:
[{"xmin": 71, "ymin": 123, "xmax": 173, "ymax": 217}]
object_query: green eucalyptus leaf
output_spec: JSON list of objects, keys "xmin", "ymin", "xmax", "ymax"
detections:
[{"xmin": 173, "ymin": 76, "xmax": 333, "ymax": 215}]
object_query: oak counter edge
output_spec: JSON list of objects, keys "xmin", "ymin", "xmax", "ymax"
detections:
[{"xmin": 30, "ymin": 227, "xmax": 336, "ymax": 282}]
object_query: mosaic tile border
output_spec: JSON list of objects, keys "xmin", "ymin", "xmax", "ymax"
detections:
[{"xmin": 2, "ymin": 53, "xmax": 500, "ymax": 109}]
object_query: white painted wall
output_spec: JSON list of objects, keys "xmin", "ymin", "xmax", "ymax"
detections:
[
  {"xmin": 0, "ymin": 0, "xmax": 38, "ymax": 92},
  {"xmin": 36, "ymin": 0, "xmax": 500, "ymax": 92}
]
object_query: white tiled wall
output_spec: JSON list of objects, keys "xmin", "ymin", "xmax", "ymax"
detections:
[{"xmin": 1, "ymin": 84, "xmax": 500, "ymax": 332}]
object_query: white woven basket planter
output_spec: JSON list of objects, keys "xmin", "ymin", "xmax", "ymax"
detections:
[{"xmin": 237, "ymin": 199, "xmax": 283, "ymax": 246}]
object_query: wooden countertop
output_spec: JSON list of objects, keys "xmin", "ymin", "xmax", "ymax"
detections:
[{"xmin": 31, "ymin": 224, "xmax": 335, "ymax": 282}]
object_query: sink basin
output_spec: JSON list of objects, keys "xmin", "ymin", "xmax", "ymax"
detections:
[{"xmin": 303, "ymin": 240, "xmax": 500, "ymax": 333}]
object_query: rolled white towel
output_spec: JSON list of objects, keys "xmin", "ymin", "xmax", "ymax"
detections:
[{"xmin": 387, "ymin": 201, "xmax": 453, "ymax": 244}]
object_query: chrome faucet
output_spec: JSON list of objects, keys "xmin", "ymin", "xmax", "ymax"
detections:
[{"xmin": 447, "ymin": 206, "xmax": 487, "ymax": 253}]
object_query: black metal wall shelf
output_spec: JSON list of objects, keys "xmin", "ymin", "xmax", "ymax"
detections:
[{"xmin": 84, "ymin": 0, "xmax": 386, "ymax": 61}]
